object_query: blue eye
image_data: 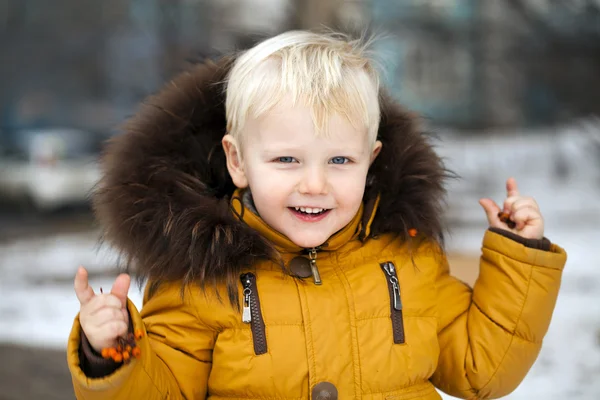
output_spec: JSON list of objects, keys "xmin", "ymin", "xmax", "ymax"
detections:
[
  {"xmin": 330, "ymin": 157, "xmax": 349, "ymax": 165},
  {"xmin": 276, "ymin": 157, "xmax": 296, "ymax": 163}
]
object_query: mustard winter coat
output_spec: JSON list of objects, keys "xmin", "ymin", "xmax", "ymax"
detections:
[{"xmin": 67, "ymin": 59, "xmax": 567, "ymax": 399}]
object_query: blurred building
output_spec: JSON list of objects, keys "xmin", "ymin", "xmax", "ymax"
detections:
[
  {"xmin": 370, "ymin": 0, "xmax": 600, "ymax": 129},
  {"xmin": 1, "ymin": 0, "xmax": 599, "ymax": 135}
]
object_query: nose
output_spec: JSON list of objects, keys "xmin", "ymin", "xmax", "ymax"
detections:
[{"xmin": 298, "ymin": 165, "xmax": 328, "ymax": 195}]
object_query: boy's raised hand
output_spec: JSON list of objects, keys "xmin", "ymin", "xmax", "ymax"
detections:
[
  {"xmin": 479, "ymin": 177, "xmax": 545, "ymax": 240},
  {"xmin": 74, "ymin": 266, "xmax": 131, "ymax": 353}
]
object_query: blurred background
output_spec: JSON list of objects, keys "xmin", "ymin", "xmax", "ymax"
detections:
[{"xmin": 1, "ymin": 1, "xmax": 599, "ymax": 399}]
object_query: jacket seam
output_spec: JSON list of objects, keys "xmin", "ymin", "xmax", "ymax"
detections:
[
  {"xmin": 335, "ymin": 265, "xmax": 362, "ymax": 398},
  {"xmin": 475, "ymin": 257, "xmax": 535, "ymax": 393},
  {"xmin": 435, "ymin": 254, "xmax": 473, "ymax": 337},
  {"xmin": 471, "ymin": 300, "xmax": 539, "ymax": 344},
  {"xmin": 484, "ymin": 245, "xmax": 555, "ymax": 270},
  {"xmin": 437, "ymin": 309, "xmax": 468, "ymax": 336},
  {"xmin": 298, "ymin": 282, "xmax": 318, "ymax": 387},
  {"xmin": 485, "ymin": 247, "xmax": 537, "ymax": 267},
  {"xmin": 355, "ymin": 315, "xmax": 436, "ymax": 322},
  {"xmin": 140, "ymin": 361, "xmax": 169, "ymax": 398},
  {"xmin": 361, "ymin": 381, "xmax": 434, "ymax": 396},
  {"xmin": 470, "ymin": 301, "xmax": 513, "ymax": 337},
  {"xmin": 222, "ymin": 323, "xmax": 303, "ymax": 330},
  {"xmin": 209, "ymin": 396, "xmax": 303, "ymax": 400}
]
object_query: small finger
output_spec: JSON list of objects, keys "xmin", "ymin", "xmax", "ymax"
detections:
[
  {"xmin": 74, "ymin": 266, "xmax": 95, "ymax": 306},
  {"xmin": 506, "ymin": 177, "xmax": 520, "ymax": 198},
  {"xmin": 110, "ymin": 274, "xmax": 131, "ymax": 309},
  {"xmin": 479, "ymin": 198, "xmax": 502, "ymax": 226},
  {"xmin": 503, "ymin": 195, "xmax": 520, "ymax": 213}
]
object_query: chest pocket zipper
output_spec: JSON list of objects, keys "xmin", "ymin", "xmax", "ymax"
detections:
[
  {"xmin": 240, "ymin": 273, "xmax": 268, "ymax": 355},
  {"xmin": 380, "ymin": 262, "xmax": 406, "ymax": 344}
]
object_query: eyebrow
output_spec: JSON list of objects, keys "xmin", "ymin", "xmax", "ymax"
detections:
[
  {"xmin": 261, "ymin": 146, "xmax": 301, "ymax": 152},
  {"xmin": 260, "ymin": 148, "xmax": 367, "ymax": 157}
]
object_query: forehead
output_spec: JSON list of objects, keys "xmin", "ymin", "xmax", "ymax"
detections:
[{"xmin": 243, "ymin": 100, "xmax": 370, "ymax": 151}]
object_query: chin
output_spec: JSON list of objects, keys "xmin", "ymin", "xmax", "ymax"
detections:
[{"xmin": 290, "ymin": 235, "xmax": 329, "ymax": 249}]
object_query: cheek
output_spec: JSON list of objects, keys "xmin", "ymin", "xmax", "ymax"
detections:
[
  {"xmin": 331, "ymin": 171, "xmax": 368, "ymax": 202},
  {"xmin": 246, "ymin": 164, "xmax": 295, "ymax": 192}
]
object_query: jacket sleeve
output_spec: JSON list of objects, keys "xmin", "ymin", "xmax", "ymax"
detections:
[
  {"xmin": 430, "ymin": 229, "xmax": 567, "ymax": 399},
  {"xmin": 67, "ymin": 282, "xmax": 218, "ymax": 400}
]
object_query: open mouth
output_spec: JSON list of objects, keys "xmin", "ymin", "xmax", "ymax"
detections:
[
  {"xmin": 291, "ymin": 206, "xmax": 329, "ymax": 215},
  {"xmin": 289, "ymin": 206, "xmax": 331, "ymax": 221}
]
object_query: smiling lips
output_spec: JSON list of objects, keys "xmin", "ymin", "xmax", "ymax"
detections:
[
  {"xmin": 289, "ymin": 206, "xmax": 331, "ymax": 222},
  {"xmin": 293, "ymin": 206, "xmax": 327, "ymax": 214}
]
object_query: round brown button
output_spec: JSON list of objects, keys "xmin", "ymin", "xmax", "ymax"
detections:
[
  {"xmin": 289, "ymin": 256, "xmax": 312, "ymax": 278},
  {"xmin": 312, "ymin": 382, "xmax": 338, "ymax": 399}
]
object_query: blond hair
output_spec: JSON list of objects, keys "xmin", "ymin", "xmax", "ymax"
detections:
[{"xmin": 225, "ymin": 30, "xmax": 381, "ymax": 146}]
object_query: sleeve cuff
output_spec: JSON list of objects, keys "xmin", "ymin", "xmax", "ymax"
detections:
[
  {"xmin": 79, "ymin": 329, "xmax": 122, "ymax": 378},
  {"xmin": 488, "ymin": 227, "xmax": 552, "ymax": 251},
  {"xmin": 78, "ymin": 306, "xmax": 135, "ymax": 378},
  {"xmin": 483, "ymin": 229, "xmax": 567, "ymax": 271}
]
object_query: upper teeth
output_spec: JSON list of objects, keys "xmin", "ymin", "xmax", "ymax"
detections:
[{"xmin": 295, "ymin": 207, "xmax": 325, "ymax": 214}]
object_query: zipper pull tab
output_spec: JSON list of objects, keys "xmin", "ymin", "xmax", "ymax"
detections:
[
  {"xmin": 390, "ymin": 279, "xmax": 402, "ymax": 311},
  {"xmin": 242, "ymin": 289, "xmax": 252, "ymax": 323},
  {"xmin": 383, "ymin": 263, "xmax": 402, "ymax": 311},
  {"xmin": 384, "ymin": 261, "xmax": 396, "ymax": 276},
  {"xmin": 241, "ymin": 275, "xmax": 253, "ymax": 323},
  {"xmin": 309, "ymin": 248, "xmax": 322, "ymax": 285}
]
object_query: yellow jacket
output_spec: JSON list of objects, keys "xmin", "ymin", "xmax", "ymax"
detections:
[{"xmin": 67, "ymin": 59, "xmax": 567, "ymax": 399}]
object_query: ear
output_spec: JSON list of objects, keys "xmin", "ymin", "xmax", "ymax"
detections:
[
  {"xmin": 222, "ymin": 135, "xmax": 249, "ymax": 188},
  {"xmin": 370, "ymin": 140, "xmax": 382, "ymax": 165}
]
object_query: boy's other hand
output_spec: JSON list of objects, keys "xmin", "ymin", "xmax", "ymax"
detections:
[
  {"xmin": 74, "ymin": 266, "xmax": 131, "ymax": 353},
  {"xmin": 478, "ymin": 177, "xmax": 545, "ymax": 240}
]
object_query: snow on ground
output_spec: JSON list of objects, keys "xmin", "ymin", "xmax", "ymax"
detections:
[
  {"xmin": 0, "ymin": 124, "xmax": 599, "ymax": 398},
  {"xmin": 0, "ymin": 231, "xmax": 145, "ymax": 348}
]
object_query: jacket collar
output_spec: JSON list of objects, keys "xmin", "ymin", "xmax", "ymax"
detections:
[{"xmin": 230, "ymin": 189, "xmax": 368, "ymax": 254}]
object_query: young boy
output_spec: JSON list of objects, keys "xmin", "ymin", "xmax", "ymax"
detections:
[{"xmin": 68, "ymin": 31, "xmax": 567, "ymax": 399}]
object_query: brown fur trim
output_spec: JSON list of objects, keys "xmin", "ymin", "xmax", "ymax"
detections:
[
  {"xmin": 93, "ymin": 58, "xmax": 451, "ymax": 305},
  {"xmin": 365, "ymin": 93, "xmax": 452, "ymax": 246},
  {"xmin": 93, "ymin": 58, "xmax": 278, "ymax": 305}
]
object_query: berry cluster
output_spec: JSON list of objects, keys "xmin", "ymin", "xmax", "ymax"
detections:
[
  {"xmin": 101, "ymin": 329, "xmax": 145, "ymax": 363},
  {"xmin": 497, "ymin": 211, "xmax": 517, "ymax": 229}
]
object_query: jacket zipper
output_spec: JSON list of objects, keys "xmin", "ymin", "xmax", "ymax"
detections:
[
  {"xmin": 308, "ymin": 247, "xmax": 322, "ymax": 285},
  {"xmin": 380, "ymin": 262, "xmax": 406, "ymax": 344},
  {"xmin": 240, "ymin": 273, "xmax": 267, "ymax": 355}
]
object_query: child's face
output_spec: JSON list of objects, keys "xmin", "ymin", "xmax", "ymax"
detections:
[{"xmin": 224, "ymin": 100, "xmax": 382, "ymax": 249}]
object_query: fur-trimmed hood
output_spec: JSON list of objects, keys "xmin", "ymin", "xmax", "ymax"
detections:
[{"xmin": 93, "ymin": 57, "xmax": 450, "ymax": 297}]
